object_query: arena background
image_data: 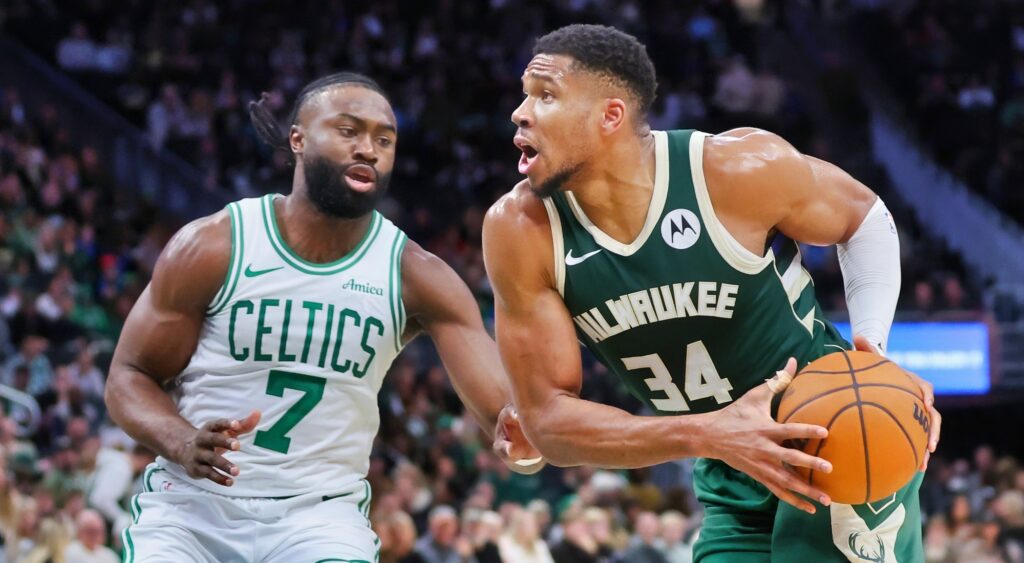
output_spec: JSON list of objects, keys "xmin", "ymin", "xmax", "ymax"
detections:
[{"xmin": 1, "ymin": 1, "xmax": 1023, "ymax": 561}]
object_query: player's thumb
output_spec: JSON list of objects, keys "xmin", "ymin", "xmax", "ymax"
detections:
[{"xmin": 853, "ymin": 335, "xmax": 883, "ymax": 355}]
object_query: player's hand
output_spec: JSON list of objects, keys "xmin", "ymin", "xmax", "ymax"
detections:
[
  {"xmin": 493, "ymin": 403, "xmax": 545, "ymax": 475},
  {"xmin": 853, "ymin": 335, "xmax": 940, "ymax": 470},
  {"xmin": 174, "ymin": 410, "xmax": 261, "ymax": 486},
  {"xmin": 703, "ymin": 358, "xmax": 833, "ymax": 514}
]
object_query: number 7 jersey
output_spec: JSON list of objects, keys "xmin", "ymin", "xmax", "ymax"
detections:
[
  {"xmin": 542, "ymin": 130, "xmax": 849, "ymax": 415},
  {"xmin": 162, "ymin": 194, "xmax": 407, "ymax": 497}
]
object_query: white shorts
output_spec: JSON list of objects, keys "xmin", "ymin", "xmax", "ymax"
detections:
[{"xmin": 122, "ymin": 464, "xmax": 380, "ymax": 563}]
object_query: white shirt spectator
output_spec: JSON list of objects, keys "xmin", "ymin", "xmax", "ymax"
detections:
[
  {"xmin": 65, "ymin": 540, "xmax": 120, "ymax": 563},
  {"xmin": 713, "ymin": 57, "xmax": 756, "ymax": 114},
  {"xmin": 84, "ymin": 448, "xmax": 134, "ymax": 536}
]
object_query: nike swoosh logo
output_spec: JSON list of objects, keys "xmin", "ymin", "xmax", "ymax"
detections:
[
  {"xmin": 244, "ymin": 265, "xmax": 284, "ymax": 278},
  {"xmin": 565, "ymin": 249, "xmax": 602, "ymax": 266}
]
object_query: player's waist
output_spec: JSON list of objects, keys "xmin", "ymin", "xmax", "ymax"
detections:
[{"xmin": 156, "ymin": 457, "xmax": 369, "ymax": 500}]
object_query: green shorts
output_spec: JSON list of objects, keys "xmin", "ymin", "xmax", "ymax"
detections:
[{"xmin": 691, "ymin": 458, "xmax": 924, "ymax": 563}]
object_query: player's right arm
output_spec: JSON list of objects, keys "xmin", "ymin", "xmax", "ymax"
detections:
[
  {"xmin": 483, "ymin": 183, "xmax": 834, "ymax": 513},
  {"xmin": 105, "ymin": 211, "xmax": 259, "ymax": 487}
]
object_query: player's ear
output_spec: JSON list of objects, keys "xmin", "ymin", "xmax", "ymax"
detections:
[
  {"xmin": 600, "ymin": 98, "xmax": 627, "ymax": 136},
  {"xmin": 289, "ymin": 125, "xmax": 304, "ymax": 156}
]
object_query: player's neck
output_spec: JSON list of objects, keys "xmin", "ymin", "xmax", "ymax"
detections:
[
  {"xmin": 565, "ymin": 133, "xmax": 657, "ymax": 244},
  {"xmin": 273, "ymin": 194, "xmax": 374, "ymax": 263}
]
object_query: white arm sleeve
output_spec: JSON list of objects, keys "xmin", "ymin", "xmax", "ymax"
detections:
[{"xmin": 836, "ymin": 197, "xmax": 901, "ymax": 353}]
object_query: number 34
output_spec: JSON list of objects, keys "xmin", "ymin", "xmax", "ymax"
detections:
[{"xmin": 623, "ymin": 340, "xmax": 733, "ymax": 412}]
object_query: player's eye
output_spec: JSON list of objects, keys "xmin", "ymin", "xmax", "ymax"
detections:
[
  {"xmin": 541, "ymin": 91, "xmax": 554, "ymax": 103},
  {"xmin": 377, "ymin": 137, "xmax": 393, "ymax": 147},
  {"xmin": 338, "ymin": 127, "xmax": 356, "ymax": 137}
]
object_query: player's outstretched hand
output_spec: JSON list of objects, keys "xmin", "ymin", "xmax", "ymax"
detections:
[
  {"xmin": 174, "ymin": 410, "xmax": 261, "ymax": 487},
  {"xmin": 704, "ymin": 358, "xmax": 833, "ymax": 514},
  {"xmin": 493, "ymin": 403, "xmax": 546, "ymax": 475},
  {"xmin": 853, "ymin": 335, "xmax": 940, "ymax": 470}
]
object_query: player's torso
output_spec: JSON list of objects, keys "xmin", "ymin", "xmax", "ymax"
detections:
[
  {"xmin": 165, "ymin": 194, "xmax": 407, "ymax": 496},
  {"xmin": 545, "ymin": 130, "xmax": 848, "ymax": 415}
]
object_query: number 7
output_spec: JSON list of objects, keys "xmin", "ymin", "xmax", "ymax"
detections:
[{"xmin": 253, "ymin": 370, "xmax": 326, "ymax": 454}]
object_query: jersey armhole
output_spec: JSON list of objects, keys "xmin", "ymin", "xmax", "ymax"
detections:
[
  {"xmin": 206, "ymin": 202, "xmax": 243, "ymax": 316},
  {"xmin": 388, "ymin": 230, "xmax": 408, "ymax": 352},
  {"xmin": 541, "ymin": 197, "xmax": 566, "ymax": 297},
  {"xmin": 689, "ymin": 132, "xmax": 775, "ymax": 275}
]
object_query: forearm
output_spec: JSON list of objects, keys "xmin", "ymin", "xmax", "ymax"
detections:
[
  {"xmin": 521, "ymin": 393, "xmax": 712, "ymax": 468},
  {"xmin": 105, "ymin": 366, "xmax": 197, "ymax": 462},
  {"xmin": 436, "ymin": 327, "xmax": 509, "ymax": 439},
  {"xmin": 837, "ymin": 197, "xmax": 901, "ymax": 351}
]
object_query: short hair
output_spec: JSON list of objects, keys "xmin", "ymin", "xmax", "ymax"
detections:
[
  {"xmin": 428, "ymin": 505, "xmax": 458, "ymax": 523},
  {"xmin": 248, "ymin": 72, "xmax": 389, "ymax": 154},
  {"xmin": 533, "ymin": 24, "xmax": 657, "ymax": 115}
]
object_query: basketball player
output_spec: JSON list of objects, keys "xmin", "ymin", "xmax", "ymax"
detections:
[
  {"xmin": 483, "ymin": 25, "xmax": 941, "ymax": 562},
  {"xmin": 105, "ymin": 73, "xmax": 541, "ymax": 562}
]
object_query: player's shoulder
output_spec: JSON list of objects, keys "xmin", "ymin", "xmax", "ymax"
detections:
[
  {"xmin": 484, "ymin": 180, "xmax": 552, "ymax": 239},
  {"xmin": 159, "ymin": 208, "xmax": 232, "ymax": 272},
  {"xmin": 703, "ymin": 127, "xmax": 804, "ymax": 177}
]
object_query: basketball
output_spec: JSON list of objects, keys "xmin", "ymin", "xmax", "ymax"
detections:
[{"xmin": 776, "ymin": 350, "xmax": 930, "ymax": 505}]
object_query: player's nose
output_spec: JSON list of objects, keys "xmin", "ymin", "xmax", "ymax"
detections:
[
  {"xmin": 511, "ymin": 100, "xmax": 532, "ymax": 128},
  {"xmin": 352, "ymin": 134, "xmax": 378, "ymax": 164}
]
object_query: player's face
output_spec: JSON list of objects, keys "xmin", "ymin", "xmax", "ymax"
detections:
[
  {"xmin": 295, "ymin": 85, "xmax": 397, "ymax": 218},
  {"xmin": 512, "ymin": 54, "xmax": 603, "ymax": 197}
]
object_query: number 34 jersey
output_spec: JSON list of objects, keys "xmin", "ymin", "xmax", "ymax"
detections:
[
  {"xmin": 543, "ymin": 130, "xmax": 849, "ymax": 416},
  {"xmin": 161, "ymin": 194, "xmax": 407, "ymax": 497}
]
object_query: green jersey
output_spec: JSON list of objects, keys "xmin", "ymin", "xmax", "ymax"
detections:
[{"xmin": 542, "ymin": 129, "xmax": 848, "ymax": 414}]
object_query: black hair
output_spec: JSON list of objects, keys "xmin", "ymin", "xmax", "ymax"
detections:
[
  {"xmin": 533, "ymin": 24, "xmax": 658, "ymax": 116},
  {"xmin": 248, "ymin": 72, "xmax": 388, "ymax": 155}
]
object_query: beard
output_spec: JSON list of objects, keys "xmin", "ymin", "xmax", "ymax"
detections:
[
  {"xmin": 529, "ymin": 162, "xmax": 584, "ymax": 199},
  {"xmin": 303, "ymin": 155, "xmax": 391, "ymax": 218}
]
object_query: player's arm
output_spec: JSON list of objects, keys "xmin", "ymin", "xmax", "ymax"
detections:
[
  {"xmin": 400, "ymin": 240, "xmax": 543, "ymax": 472},
  {"xmin": 105, "ymin": 212, "xmax": 260, "ymax": 486},
  {"xmin": 705, "ymin": 128, "xmax": 940, "ymax": 464},
  {"xmin": 483, "ymin": 185, "xmax": 833, "ymax": 513}
]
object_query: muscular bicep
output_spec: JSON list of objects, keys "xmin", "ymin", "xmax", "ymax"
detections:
[
  {"xmin": 705, "ymin": 129, "xmax": 877, "ymax": 249},
  {"xmin": 111, "ymin": 213, "xmax": 230, "ymax": 385},
  {"xmin": 776, "ymin": 155, "xmax": 877, "ymax": 246}
]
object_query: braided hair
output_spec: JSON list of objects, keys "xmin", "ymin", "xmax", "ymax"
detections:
[{"xmin": 248, "ymin": 72, "xmax": 388, "ymax": 159}]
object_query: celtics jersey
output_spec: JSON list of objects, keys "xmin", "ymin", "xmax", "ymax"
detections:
[
  {"xmin": 543, "ymin": 130, "xmax": 848, "ymax": 415},
  {"xmin": 161, "ymin": 194, "xmax": 407, "ymax": 497}
]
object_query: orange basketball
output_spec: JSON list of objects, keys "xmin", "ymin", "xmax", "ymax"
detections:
[{"xmin": 776, "ymin": 350, "xmax": 930, "ymax": 505}]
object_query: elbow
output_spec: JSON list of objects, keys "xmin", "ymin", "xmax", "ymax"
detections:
[{"xmin": 518, "ymin": 404, "xmax": 577, "ymax": 468}]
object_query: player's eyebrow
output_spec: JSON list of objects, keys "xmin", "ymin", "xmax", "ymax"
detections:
[{"xmin": 335, "ymin": 112, "xmax": 396, "ymax": 133}]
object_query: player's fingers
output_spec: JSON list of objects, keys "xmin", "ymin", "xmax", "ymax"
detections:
[
  {"xmin": 201, "ymin": 465, "xmax": 233, "ymax": 487},
  {"xmin": 759, "ymin": 473, "xmax": 816, "ymax": 514},
  {"xmin": 196, "ymin": 431, "xmax": 239, "ymax": 452},
  {"xmin": 928, "ymin": 406, "xmax": 942, "ymax": 452},
  {"xmin": 772, "ymin": 422, "xmax": 828, "ymax": 442},
  {"xmin": 762, "ymin": 358, "xmax": 797, "ymax": 396},
  {"xmin": 229, "ymin": 411, "xmax": 262, "ymax": 435},
  {"xmin": 778, "ymin": 446, "xmax": 833, "ymax": 474},
  {"xmin": 203, "ymin": 418, "xmax": 234, "ymax": 433},
  {"xmin": 196, "ymin": 449, "xmax": 239, "ymax": 477},
  {"xmin": 773, "ymin": 465, "xmax": 831, "ymax": 506}
]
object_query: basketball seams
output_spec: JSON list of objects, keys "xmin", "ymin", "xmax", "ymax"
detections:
[
  {"xmin": 798, "ymin": 358, "xmax": 891, "ymax": 375},
  {"xmin": 861, "ymin": 401, "xmax": 921, "ymax": 469},
  {"xmin": 779, "ymin": 383, "xmax": 922, "ymax": 424},
  {"xmin": 840, "ymin": 349, "xmax": 872, "ymax": 504},
  {"xmin": 806, "ymin": 403, "xmax": 860, "ymax": 487}
]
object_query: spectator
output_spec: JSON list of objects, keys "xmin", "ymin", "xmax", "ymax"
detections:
[
  {"xmin": 550, "ymin": 508, "xmax": 601, "ymax": 563},
  {"xmin": 497, "ymin": 508, "xmax": 554, "ymax": 563},
  {"xmin": 64, "ymin": 509, "xmax": 119, "ymax": 563},
  {"xmin": 56, "ymin": 22, "xmax": 97, "ymax": 72},
  {"xmin": 659, "ymin": 511, "xmax": 693, "ymax": 563},
  {"xmin": 618, "ymin": 511, "xmax": 668, "ymax": 563},
  {"xmin": 712, "ymin": 56, "xmax": 756, "ymax": 115},
  {"xmin": 414, "ymin": 505, "xmax": 471, "ymax": 563},
  {"xmin": 80, "ymin": 441, "xmax": 152, "ymax": 538},
  {"xmin": 3, "ymin": 335, "xmax": 53, "ymax": 397},
  {"xmin": 20, "ymin": 516, "xmax": 70, "ymax": 563}
]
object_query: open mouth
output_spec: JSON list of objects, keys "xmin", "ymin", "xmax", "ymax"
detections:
[
  {"xmin": 343, "ymin": 164, "xmax": 377, "ymax": 192},
  {"xmin": 515, "ymin": 136, "xmax": 540, "ymax": 175}
]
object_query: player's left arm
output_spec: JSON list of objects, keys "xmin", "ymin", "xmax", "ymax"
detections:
[
  {"xmin": 706, "ymin": 128, "xmax": 940, "ymax": 467},
  {"xmin": 400, "ymin": 240, "xmax": 543, "ymax": 473}
]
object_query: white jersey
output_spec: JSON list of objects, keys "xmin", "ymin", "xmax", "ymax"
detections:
[{"xmin": 160, "ymin": 194, "xmax": 407, "ymax": 497}]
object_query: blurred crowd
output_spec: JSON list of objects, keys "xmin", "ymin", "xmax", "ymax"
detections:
[
  {"xmin": 0, "ymin": 0, "xmax": 1000, "ymax": 561},
  {"xmin": 848, "ymin": 0, "xmax": 1024, "ymax": 225}
]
